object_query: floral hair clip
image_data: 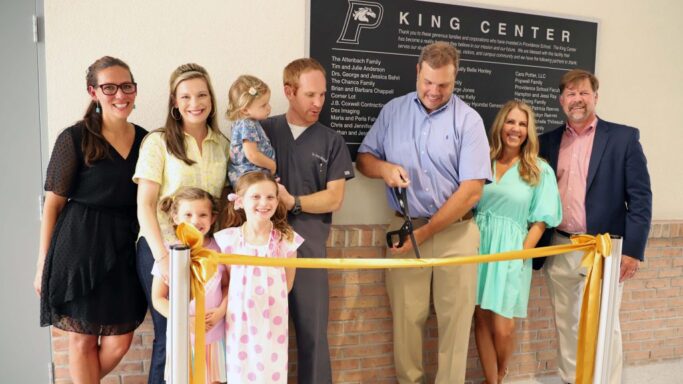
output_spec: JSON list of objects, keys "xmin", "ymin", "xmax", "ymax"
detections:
[
  {"xmin": 248, "ymin": 87, "xmax": 258, "ymax": 97},
  {"xmin": 227, "ymin": 193, "xmax": 239, "ymax": 201}
]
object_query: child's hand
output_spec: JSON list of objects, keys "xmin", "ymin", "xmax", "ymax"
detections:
[{"xmin": 204, "ymin": 308, "xmax": 223, "ymax": 331}]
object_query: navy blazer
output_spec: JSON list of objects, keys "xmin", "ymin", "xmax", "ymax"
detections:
[{"xmin": 533, "ymin": 118, "xmax": 652, "ymax": 269}]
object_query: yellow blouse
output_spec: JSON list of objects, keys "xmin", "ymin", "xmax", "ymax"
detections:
[{"xmin": 133, "ymin": 128, "xmax": 229, "ymax": 243}]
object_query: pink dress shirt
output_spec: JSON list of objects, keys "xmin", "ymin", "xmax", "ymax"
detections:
[{"xmin": 556, "ymin": 118, "xmax": 598, "ymax": 233}]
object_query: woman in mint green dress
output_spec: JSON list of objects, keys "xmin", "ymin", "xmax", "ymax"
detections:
[{"xmin": 474, "ymin": 100, "xmax": 561, "ymax": 384}]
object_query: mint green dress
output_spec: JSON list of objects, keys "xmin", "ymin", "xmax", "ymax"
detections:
[{"xmin": 475, "ymin": 160, "xmax": 561, "ymax": 319}]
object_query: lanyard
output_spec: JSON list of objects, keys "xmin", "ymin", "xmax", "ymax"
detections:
[{"xmin": 385, "ymin": 187, "xmax": 422, "ymax": 259}]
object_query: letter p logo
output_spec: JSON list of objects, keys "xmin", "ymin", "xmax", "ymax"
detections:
[{"xmin": 336, "ymin": 0, "xmax": 384, "ymax": 45}]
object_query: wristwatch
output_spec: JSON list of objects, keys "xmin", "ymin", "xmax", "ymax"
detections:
[{"xmin": 291, "ymin": 196, "xmax": 302, "ymax": 215}]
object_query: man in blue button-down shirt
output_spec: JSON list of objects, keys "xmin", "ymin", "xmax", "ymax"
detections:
[{"xmin": 357, "ymin": 42, "xmax": 491, "ymax": 384}]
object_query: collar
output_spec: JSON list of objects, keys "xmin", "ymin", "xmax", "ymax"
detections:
[
  {"xmin": 565, "ymin": 117, "xmax": 598, "ymax": 136},
  {"xmin": 182, "ymin": 126, "xmax": 220, "ymax": 143},
  {"xmin": 411, "ymin": 92, "xmax": 452, "ymax": 116}
]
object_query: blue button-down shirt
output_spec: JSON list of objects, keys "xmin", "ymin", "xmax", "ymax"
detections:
[{"xmin": 359, "ymin": 92, "xmax": 492, "ymax": 217}]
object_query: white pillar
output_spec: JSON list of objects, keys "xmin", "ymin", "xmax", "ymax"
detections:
[
  {"xmin": 593, "ymin": 236, "xmax": 623, "ymax": 384},
  {"xmin": 169, "ymin": 245, "xmax": 191, "ymax": 384}
]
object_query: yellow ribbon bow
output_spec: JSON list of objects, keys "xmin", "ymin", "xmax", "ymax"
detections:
[
  {"xmin": 574, "ymin": 233, "xmax": 613, "ymax": 384},
  {"xmin": 175, "ymin": 222, "xmax": 219, "ymax": 384}
]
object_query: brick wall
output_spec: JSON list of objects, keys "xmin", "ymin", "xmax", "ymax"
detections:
[{"xmin": 51, "ymin": 221, "xmax": 683, "ymax": 383}]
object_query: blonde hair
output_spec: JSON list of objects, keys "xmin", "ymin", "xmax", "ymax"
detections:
[
  {"xmin": 489, "ymin": 100, "xmax": 541, "ymax": 185},
  {"xmin": 220, "ymin": 172, "xmax": 294, "ymax": 241},
  {"xmin": 226, "ymin": 75, "xmax": 270, "ymax": 121},
  {"xmin": 159, "ymin": 187, "xmax": 219, "ymax": 236},
  {"xmin": 283, "ymin": 58, "xmax": 326, "ymax": 93}
]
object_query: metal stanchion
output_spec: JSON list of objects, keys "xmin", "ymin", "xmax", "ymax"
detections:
[
  {"xmin": 169, "ymin": 245, "xmax": 191, "ymax": 384},
  {"xmin": 593, "ymin": 236, "xmax": 623, "ymax": 384}
]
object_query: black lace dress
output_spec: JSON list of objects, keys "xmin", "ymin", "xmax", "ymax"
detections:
[{"xmin": 40, "ymin": 122, "xmax": 148, "ymax": 335}]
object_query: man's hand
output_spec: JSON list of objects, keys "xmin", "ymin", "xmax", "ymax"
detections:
[
  {"xmin": 619, "ymin": 254, "xmax": 640, "ymax": 282},
  {"xmin": 389, "ymin": 225, "xmax": 431, "ymax": 255},
  {"xmin": 277, "ymin": 183, "xmax": 295, "ymax": 210},
  {"xmin": 380, "ymin": 162, "xmax": 410, "ymax": 188}
]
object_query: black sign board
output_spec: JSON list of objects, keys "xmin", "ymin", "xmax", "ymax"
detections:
[{"xmin": 309, "ymin": 0, "xmax": 597, "ymax": 159}]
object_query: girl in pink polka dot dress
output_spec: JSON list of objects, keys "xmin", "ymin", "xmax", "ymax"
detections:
[{"xmin": 214, "ymin": 172, "xmax": 303, "ymax": 383}]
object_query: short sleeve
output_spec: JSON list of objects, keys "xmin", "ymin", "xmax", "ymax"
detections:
[
  {"xmin": 358, "ymin": 104, "xmax": 389, "ymax": 159},
  {"xmin": 214, "ymin": 227, "xmax": 238, "ymax": 253},
  {"xmin": 457, "ymin": 109, "xmax": 493, "ymax": 182},
  {"xmin": 279, "ymin": 231, "xmax": 304, "ymax": 258},
  {"xmin": 528, "ymin": 161, "xmax": 562, "ymax": 227},
  {"xmin": 326, "ymin": 132, "xmax": 355, "ymax": 182},
  {"xmin": 231, "ymin": 119, "xmax": 261, "ymax": 143},
  {"xmin": 45, "ymin": 128, "xmax": 79, "ymax": 197},
  {"xmin": 133, "ymin": 132, "xmax": 165, "ymax": 185}
]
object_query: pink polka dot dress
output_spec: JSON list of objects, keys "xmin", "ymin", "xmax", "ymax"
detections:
[{"xmin": 214, "ymin": 227, "xmax": 303, "ymax": 384}]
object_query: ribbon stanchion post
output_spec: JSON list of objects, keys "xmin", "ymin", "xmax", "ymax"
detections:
[
  {"xmin": 169, "ymin": 244, "xmax": 191, "ymax": 384},
  {"xmin": 592, "ymin": 236, "xmax": 622, "ymax": 384},
  {"xmin": 573, "ymin": 233, "xmax": 615, "ymax": 384}
]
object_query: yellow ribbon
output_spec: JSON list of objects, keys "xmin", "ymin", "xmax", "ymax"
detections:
[
  {"xmin": 175, "ymin": 223, "xmax": 612, "ymax": 384},
  {"xmin": 574, "ymin": 233, "xmax": 612, "ymax": 384}
]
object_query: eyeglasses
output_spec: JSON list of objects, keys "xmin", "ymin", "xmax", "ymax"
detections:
[{"xmin": 97, "ymin": 82, "xmax": 137, "ymax": 95}]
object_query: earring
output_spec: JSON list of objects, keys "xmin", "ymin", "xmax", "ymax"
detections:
[
  {"xmin": 171, "ymin": 107, "xmax": 181, "ymax": 120},
  {"xmin": 95, "ymin": 101, "xmax": 101, "ymax": 114},
  {"xmin": 133, "ymin": 104, "xmax": 136, "ymax": 110}
]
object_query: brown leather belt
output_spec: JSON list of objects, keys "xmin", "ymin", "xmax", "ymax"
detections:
[
  {"xmin": 394, "ymin": 210, "xmax": 473, "ymax": 224},
  {"xmin": 556, "ymin": 229, "xmax": 579, "ymax": 238}
]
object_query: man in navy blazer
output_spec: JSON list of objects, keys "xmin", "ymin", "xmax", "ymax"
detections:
[{"xmin": 533, "ymin": 69, "xmax": 652, "ymax": 384}]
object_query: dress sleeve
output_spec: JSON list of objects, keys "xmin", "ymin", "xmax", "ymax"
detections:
[
  {"xmin": 279, "ymin": 231, "xmax": 305, "ymax": 258},
  {"xmin": 232, "ymin": 119, "xmax": 261, "ymax": 143},
  {"xmin": 133, "ymin": 132, "xmax": 165, "ymax": 185},
  {"xmin": 44, "ymin": 128, "xmax": 79, "ymax": 197},
  {"xmin": 214, "ymin": 228, "xmax": 237, "ymax": 253},
  {"xmin": 528, "ymin": 160, "xmax": 562, "ymax": 227}
]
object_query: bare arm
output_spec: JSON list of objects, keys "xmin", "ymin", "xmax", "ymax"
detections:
[
  {"xmin": 137, "ymin": 179, "xmax": 169, "ymax": 280},
  {"xmin": 523, "ymin": 222, "xmax": 547, "ymax": 249},
  {"xmin": 243, "ymin": 141, "xmax": 276, "ymax": 174},
  {"xmin": 392, "ymin": 179, "xmax": 485, "ymax": 254},
  {"xmin": 286, "ymin": 251, "xmax": 297, "ymax": 292},
  {"xmin": 278, "ymin": 179, "xmax": 348, "ymax": 214},
  {"xmin": 151, "ymin": 276, "xmax": 169, "ymax": 318},
  {"xmin": 206, "ymin": 269, "xmax": 229, "ymax": 331},
  {"xmin": 34, "ymin": 192, "xmax": 67, "ymax": 296}
]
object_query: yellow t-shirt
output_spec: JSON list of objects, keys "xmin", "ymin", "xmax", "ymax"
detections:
[{"xmin": 133, "ymin": 128, "xmax": 229, "ymax": 243}]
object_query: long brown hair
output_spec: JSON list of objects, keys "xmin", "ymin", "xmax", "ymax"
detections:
[
  {"xmin": 82, "ymin": 56, "xmax": 134, "ymax": 166},
  {"xmin": 159, "ymin": 187, "xmax": 219, "ymax": 236},
  {"xmin": 489, "ymin": 100, "xmax": 541, "ymax": 185},
  {"xmin": 158, "ymin": 63, "xmax": 220, "ymax": 165},
  {"xmin": 221, "ymin": 172, "xmax": 293, "ymax": 241}
]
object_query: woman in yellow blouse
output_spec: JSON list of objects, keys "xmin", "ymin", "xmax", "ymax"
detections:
[{"xmin": 133, "ymin": 63, "xmax": 229, "ymax": 384}]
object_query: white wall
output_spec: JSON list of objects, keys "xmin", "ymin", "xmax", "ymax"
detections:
[{"xmin": 45, "ymin": 0, "xmax": 683, "ymax": 223}]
